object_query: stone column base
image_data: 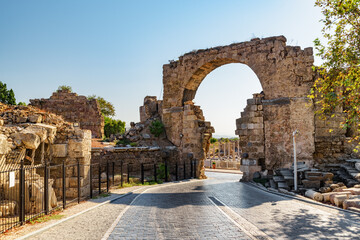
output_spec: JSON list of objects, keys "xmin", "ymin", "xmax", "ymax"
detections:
[{"xmin": 240, "ymin": 165, "xmax": 261, "ymax": 181}]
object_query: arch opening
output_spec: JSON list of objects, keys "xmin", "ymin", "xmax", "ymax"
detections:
[{"xmin": 193, "ymin": 63, "xmax": 263, "ymax": 138}]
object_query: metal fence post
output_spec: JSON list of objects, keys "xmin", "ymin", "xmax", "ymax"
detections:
[
  {"xmin": 19, "ymin": 159, "xmax": 25, "ymax": 225},
  {"xmin": 62, "ymin": 161, "xmax": 66, "ymax": 209},
  {"xmin": 165, "ymin": 160, "xmax": 168, "ymax": 182},
  {"xmin": 77, "ymin": 160, "xmax": 81, "ymax": 203},
  {"xmin": 141, "ymin": 163, "xmax": 144, "ymax": 184},
  {"xmin": 112, "ymin": 161, "xmax": 115, "ymax": 186},
  {"xmin": 190, "ymin": 160, "xmax": 193, "ymax": 179},
  {"xmin": 44, "ymin": 162, "xmax": 49, "ymax": 214},
  {"xmin": 106, "ymin": 160, "xmax": 109, "ymax": 192},
  {"xmin": 98, "ymin": 161, "xmax": 101, "ymax": 195},
  {"xmin": 154, "ymin": 163, "xmax": 157, "ymax": 182},
  {"xmin": 127, "ymin": 164, "xmax": 130, "ymax": 183},
  {"xmin": 175, "ymin": 162, "xmax": 178, "ymax": 181},
  {"xmin": 194, "ymin": 160, "xmax": 197, "ymax": 178},
  {"xmin": 90, "ymin": 164, "xmax": 93, "ymax": 199},
  {"xmin": 183, "ymin": 162, "xmax": 186, "ymax": 179},
  {"xmin": 120, "ymin": 161, "xmax": 123, "ymax": 187}
]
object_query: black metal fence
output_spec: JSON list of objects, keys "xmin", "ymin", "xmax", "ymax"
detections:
[{"xmin": 0, "ymin": 159, "xmax": 197, "ymax": 234}]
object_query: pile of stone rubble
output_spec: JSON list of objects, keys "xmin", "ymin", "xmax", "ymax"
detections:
[{"xmin": 254, "ymin": 160, "xmax": 360, "ymax": 211}]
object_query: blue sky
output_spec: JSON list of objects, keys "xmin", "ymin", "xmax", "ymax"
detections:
[{"xmin": 0, "ymin": 0, "xmax": 323, "ymax": 137}]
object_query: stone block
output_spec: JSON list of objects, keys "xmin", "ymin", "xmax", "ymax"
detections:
[
  {"xmin": 302, "ymin": 179, "xmax": 321, "ymax": 189},
  {"xmin": 11, "ymin": 130, "xmax": 40, "ymax": 149},
  {"xmin": 28, "ymin": 114, "xmax": 43, "ymax": 123},
  {"xmin": 0, "ymin": 134, "xmax": 9, "ymax": 154},
  {"xmin": 52, "ymin": 144, "xmax": 68, "ymax": 157}
]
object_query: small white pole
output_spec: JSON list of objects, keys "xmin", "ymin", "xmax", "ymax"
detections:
[{"xmin": 293, "ymin": 130, "xmax": 298, "ymax": 191}]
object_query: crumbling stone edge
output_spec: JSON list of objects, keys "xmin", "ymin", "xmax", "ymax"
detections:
[{"xmin": 246, "ymin": 181, "xmax": 360, "ymax": 216}]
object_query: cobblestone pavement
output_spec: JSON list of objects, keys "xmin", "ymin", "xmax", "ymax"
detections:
[{"xmin": 22, "ymin": 171, "xmax": 360, "ymax": 239}]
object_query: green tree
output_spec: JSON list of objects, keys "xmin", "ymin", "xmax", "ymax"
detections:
[
  {"xmin": 88, "ymin": 95, "xmax": 115, "ymax": 117},
  {"xmin": 0, "ymin": 81, "xmax": 16, "ymax": 105},
  {"xmin": 104, "ymin": 116, "xmax": 125, "ymax": 138},
  {"xmin": 57, "ymin": 85, "xmax": 72, "ymax": 92},
  {"xmin": 210, "ymin": 138, "xmax": 217, "ymax": 144},
  {"xmin": 310, "ymin": 0, "xmax": 360, "ymax": 142}
]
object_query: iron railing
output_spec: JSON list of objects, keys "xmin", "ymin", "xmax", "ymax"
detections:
[{"xmin": 0, "ymin": 158, "xmax": 197, "ymax": 234}]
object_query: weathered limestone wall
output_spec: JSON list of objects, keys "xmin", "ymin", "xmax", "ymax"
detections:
[
  {"xmin": 162, "ymin": 36, "xmax": 315, "ymax": 177},
  {"xmin": 30, "ymin": 90, "xmax": 104, "ymax": 138}
]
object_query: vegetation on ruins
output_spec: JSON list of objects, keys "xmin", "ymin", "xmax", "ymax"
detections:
[
  {"xmin": 310, "ymin": 0, "xmax": 360, "ymax": 146},
  {"xmin": 0, "ymin": 81, "xmax": 16, "ymax": 105},
  {"xmin": 116, "ymin": 138, "xmax": 131, "ymax": 146},
  {"xmin": 87, "ymin": 95, "xmax": 125, "ymax": 138},
  {"xmin": 149, "ymin": 119, "xmax": 165, "ymax": 137},
  {"xmin": 57, "ymin": 85, "xmax": 72, "ymax": 92},
  {"xmin": 104, "ymin": 116, "xmax": 125, "ymax": 138},
  {"xmin": 88, "ymin": 95, "xmax": 115, "ymax": 117}
]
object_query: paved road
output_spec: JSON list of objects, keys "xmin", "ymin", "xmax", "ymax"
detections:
[{"xmin": 25, "ymin": 172, "xmax": 360, "ymax": 239}]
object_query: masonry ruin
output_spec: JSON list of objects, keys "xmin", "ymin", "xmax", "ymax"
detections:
[
  {"xmin": 0, "ymin": 104, "xmax": 91, "ymax": 221},
  {"xmin": 30, "ymin": 90, "xmax": 104, "ymax": 139},
  {"xmin": 160, "ymin": 35, "xmax": 356, "ymax": 180}
]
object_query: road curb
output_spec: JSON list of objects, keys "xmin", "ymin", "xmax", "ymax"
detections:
[{"xmin": 245, "ymin": 181, "xmax": 360, "ymax": 217}]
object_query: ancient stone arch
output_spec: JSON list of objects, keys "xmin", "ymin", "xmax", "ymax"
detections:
[{"xmin": 162, "ymin": 36, "xmax": 316, "ymax": 179}]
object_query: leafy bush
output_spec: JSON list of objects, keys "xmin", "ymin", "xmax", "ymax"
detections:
[
  {"xmin": 210, "ymin": 138, "xmax": 217, "ymax": 144},
  {"xmin": 104, "ymin": 116, "xmax": 125, "ymax": 138},
  {"xmin": 0, "ymin": 81, "xmax": 16, "ymax": 105},
  {"xmin": 88, "ymin": 95, "xmax": 115, "ymax": 117},
  {"xmin": 57, "ymin": 85, "xmax": 72, "ymax": 92},
  {"xmin": 17, "ymin": 102, "xmax": 27, "ymax": 106},
  {"xmin": 149, "ymin": 120, "xmax": 164, "ymax": 137},
  {"xmin": 130, "ymin": 142, "xmax": 138, "ymax": 147}
]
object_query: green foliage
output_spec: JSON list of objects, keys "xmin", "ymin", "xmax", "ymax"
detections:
[
  {"xmin": 149, "ymin": 120, "xmax": 164, "ymax": 137},
  {"xmin": 116, "ymin": 138, "xmax": 131, "ymax": 146},
  {"xmin": 157, "ymin": 163, "xmax": 169, "ymax": 180},
  {"xmin": 17, "ymin": 102, "xmax": 27, "ymax": 106},
  {"xmin": 310, "ymin": 0, "xmax": 360, "ymax": 142},
  {"xmin": 130, "ymin": 142, "xmax": 138, "ymax": 147},
  {"xmin": 104, "ymin": 116, "xmax": 125, "ymax": 138},
  {"xmin": 57, "ymin": 85, "xmax": 72, "ymax": 92},
  {"xmin": 0, "ymin": 81, "xmax": 16, "ymax": 105},
  {"xmin": 210, "ymin": 138, "xmax": 217, "ymax": 144},
  {"xmin": 88, "ymin": 95, "xmax": 115, "ymax": 117}
]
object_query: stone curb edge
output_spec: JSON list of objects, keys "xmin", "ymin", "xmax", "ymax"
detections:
[{"xmin": 245, "ymin": 181, "xmax": 360, "ymax": 217}]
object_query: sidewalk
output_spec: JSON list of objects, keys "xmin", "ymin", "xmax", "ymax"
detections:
[
  {"xmin": 0, "ymin": 185, "xmax": 146, "ymax": 240},
  {"xmin": 205, "ymin": 168, "xmax": 242, "ymax": 174}
]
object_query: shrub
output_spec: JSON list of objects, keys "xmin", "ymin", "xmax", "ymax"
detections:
[
  {"xmin": 130, "ymin": 142, "xmax": 138, "ymax": 147},
  {"xmin": 104, "ymin": 116, "xmax": 125, "ymax": 138},
  {"xmin": 57, "ymin": 85, "xmax": 72, "ymax": 92},
  {"xmin": 210, "ymin": 138, "xmax": 217, "ymax": 144},
  {"xmin": 149, "ymin": 120, "xmax": 164, "ymax": 137}
]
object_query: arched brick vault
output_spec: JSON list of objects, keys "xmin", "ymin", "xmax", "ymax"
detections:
[{"xmin": 161, "ymin": 36, "xmax": 316, "ymax": 178}]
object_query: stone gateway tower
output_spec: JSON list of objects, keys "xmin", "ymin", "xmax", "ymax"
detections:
[{"xmin": 161, "ymin": 36, "xmax": 317, "ymax": 179}]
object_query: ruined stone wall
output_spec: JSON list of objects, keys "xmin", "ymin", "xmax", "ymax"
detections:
[
  {"xmin": 0, "ymin": 103, "xmax": 92, "ymax": 213},
  {"xmin": 30, "ymin": 90, "xmax": 104, "ymax": 138},
  {"xmin": 162, "ymin": 36, "xmax": 315, "ymax": 177},
  {"xmin": 91, "ymin": 147, "xmax": 181, "ymax": 180},
  {"xmin": 139, "ymin": 96, "xmax": 163, "ymax": 122}
]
